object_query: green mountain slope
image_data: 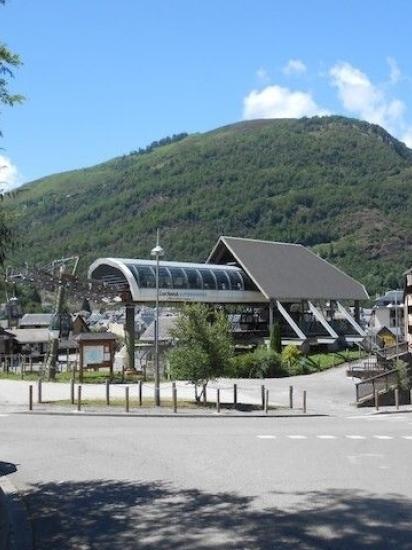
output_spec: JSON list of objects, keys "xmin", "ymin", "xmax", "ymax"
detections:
[{"xmin": 11, "ymin": 116, "xmax": 412, "ymax": 295}]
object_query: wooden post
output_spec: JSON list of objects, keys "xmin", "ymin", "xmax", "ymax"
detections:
[
  {"xmin": 265, "ymin": 389, "xmax": 269, "ymax": 414},
  {"xmin": 375, "ymin": 390, "xmax": 379, "ymax": 411},
  {"xmin": 77, "ymin": 385, "xmax": 82, "ymax": 411},
  {"xmin": 38, "ymin": 379, "xmax": 42, "ymax": 404},
  {"xmin": 29, "ymin": 385, "xmax": 33, "ymax": 411},
  {"xmin": 216, "ymin": 388, "xmax": 220, "ymax": 413},
  {"xmin": 233, "ymin": 384, "xmax": 237, "ymax": 408},
  {"xmin": 289, "ymin": 385, "xmax": 293, "ymax": 409},
  {"xmin": 70, "ymin": 377, "xmax": 75, "ymax": 405},
  {"xmin": 79, "ymin": 343, "xmax": 84, "ymax": 383},
  {"xmin": 125, "ymin": 386, "xmax": 129, "ymax": 412},
  {"xmin": 139, "ymin": 380, "xmax": 142, "ymax": 407},
  {"xmin": 124, "ymin": 303, "xmax": 135, "ymax": 371},
  {"xmin": 395, "ymin": 387, "xmax": 399, "ymax": 410},
  {"xmin": 172, "ymin": 382, "xmax": 177, "ymax": 413},
  {"xmin": 303, "ymin": 390, "xmax": 307, "ymax": 413},
  {"xmin": 29, "ymin": 357, "xmax": 33, "ymax": 372},
  {"xmin": 121, "ymin": 365, "xmax": 125, "ymax": 384},
  {"xmin": 106, "ymin": 379, "xmax": 110, "ymax": 406},
  {"xmin": 261, "ymin": 385, "xmax": 265, "ymax": 410},
  {"xmin": 203, "ymin": 384, "xmax": 207, "ymax": 406}
]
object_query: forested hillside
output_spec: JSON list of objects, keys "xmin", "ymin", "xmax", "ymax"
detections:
[{"xmin": 10, "ymin": 116, "xmax": 412, "ymax": 295}]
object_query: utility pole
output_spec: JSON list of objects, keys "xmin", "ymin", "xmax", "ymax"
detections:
[
  {"xmin": 45, "ymin": 266, "xmax": 65, "ymax": 381},
  {"xmin": 151, "ymin": 229, "xmax": 164, "ymax": 406}
]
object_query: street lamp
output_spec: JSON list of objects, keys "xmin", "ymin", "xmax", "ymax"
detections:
[{"xmin": 151, "ymin": 228, "xmax": 164, "ymax": 406}]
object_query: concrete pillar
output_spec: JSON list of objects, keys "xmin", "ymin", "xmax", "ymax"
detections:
[
  {"xmin": 124, "ymin": 303, "xmax": 135, "ymax": 371},
  {"xmin": 268, "ymin": 300, "xmax": 274, "ymax": 332}
]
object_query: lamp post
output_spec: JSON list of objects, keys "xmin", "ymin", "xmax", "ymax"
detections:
[{"xmin": 151, "ymin": 229, "xmax": 164, "ymax": 406}]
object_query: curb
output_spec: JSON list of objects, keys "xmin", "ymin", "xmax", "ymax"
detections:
[
  {"xmin": 14, "ymin": 410, "xmax": 328, "ymax": 419},
  {"xmin": 0, "ymin": 477, "xmax": 32, "ymax": 550}
]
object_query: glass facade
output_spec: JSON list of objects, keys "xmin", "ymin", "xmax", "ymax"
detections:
[{"xmin": 108, "ymin": 261, "xmax": 258, "ymax": 292}]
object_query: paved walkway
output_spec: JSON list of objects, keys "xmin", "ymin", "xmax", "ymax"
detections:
[{"xmin": 0, "ymin": 362, "xmax": 375, "ymax": 417}]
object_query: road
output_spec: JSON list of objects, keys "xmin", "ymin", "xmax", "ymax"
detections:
[{"xmin": 1, "ymin": 412, "xmax": 412, "ymax": 549}]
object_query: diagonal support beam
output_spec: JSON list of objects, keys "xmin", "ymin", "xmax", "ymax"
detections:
[
  {"xmin": 308, "ymin": 301, "xmax": 339, "ymax": 339},
  {"xmin": 276, "ymin": 300, "xmax": 307, "ymax": 341},
  {"xmin": 337, "ymin": 301, "xmax": 366, "ymax": 337}
]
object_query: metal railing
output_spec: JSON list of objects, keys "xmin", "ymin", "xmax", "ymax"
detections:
[{"xmin": 356, "ymin": 368, "xmax": 399, "ymax": 403}]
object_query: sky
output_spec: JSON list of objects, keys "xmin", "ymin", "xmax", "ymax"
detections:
[{"xmin": 1, "ymin": 0, "xmax": 412, "ymax": 188}]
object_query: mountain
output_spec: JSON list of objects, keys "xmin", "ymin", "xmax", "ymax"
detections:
[{"xmin": 10, "ymin": 116, "xmax": 412, "ymax": 296}]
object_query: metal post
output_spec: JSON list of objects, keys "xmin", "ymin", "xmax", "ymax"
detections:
[
  {"xmin": 38, "ymin": 379, "xmax": 42, "ymax": 404},
  {"xmin": 265, "ymin": 389, "xmax": 269, "ymax": 414},
  {"xmin": 29, "ymin": 385, "xmax": 33, "ymax": 411},
  {"xmin": 289, "ymin": 385, "xmax": 293, "ymax": 409},
  {"xmin": 125, "ymin": 386, "xmax": 129, "ymax": 413},
  {"xmin": 77, "ymin": 385, "xmax": 82, "ymax": 411},
  {"xmin": 395, "ymin": 387, "xmax": 399, "ymax": 410},
  {"xmin": 106, "ymin": 379, "xmax": 110, "ymax": 406},
  {"xmin": 261, "ymin": 384, "xmax": 265, "ymax": 410},
  {"xmin": 70, "ymin": 377, "xmax": 75, "ymax": 405},
  {"xmin": 172, "ymin": 382, "xmax": 177, "ymax": 413},
  {"xmin": 216, "ymin": 388, "xmax": 220, "ymax": 413},
  {"xmin": 139, "ymin": 380, "xmax": 142, "ymax": 407},
  {"xmin": 203, "ymin": 384, "xmax": 207, "ymax": 406},
  {"xmin": 152, "ymin": 229, "xmax": 163, "ymax": 408},
  {"xmin": 375, "ymin": 390, "xmax": 379, "ymax": 411},
  {"xmin": 233, "ymin": 383, "xmax": 237, "ymax": 408},
  {"xmin": 303, "ymin": 390, "xmax": 307, "ymax": 413}
]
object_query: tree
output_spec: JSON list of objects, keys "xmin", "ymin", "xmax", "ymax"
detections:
[
  {"xmin": 0, "ymin": 0, "xmax": 23, "ymax": 265},
  {"xmin": 281, "ymin": 344, "xmax": 301, "ymax": 374},
  {"xmin": 168, "ymin": 304, "xmax": 233, "ymax": 400},
  {"xmin": 270, "ymin": 321, "xmax": 282, "ymax": 353}
]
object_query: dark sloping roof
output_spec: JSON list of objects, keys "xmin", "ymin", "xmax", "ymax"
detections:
[
  {"xmin": 75, "ymin": 332, "xmax": 117, "ymax": 342},
  {"xmin": 20, "ymin": 313, "xmax": 53, "ymax": 327},
  {"xmin": 208, "ymin": 236, "xmax": 368, "ymax": 301}
]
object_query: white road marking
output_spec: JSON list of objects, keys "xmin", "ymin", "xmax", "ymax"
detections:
[
  {"xmin": 288, "ymin": 435, "xmax": 307, "ymax": 439},
  {"xmin": 0, "ymin": 414, "xmax": 9, "ymax": 417},
  {"xmin": 257, "ymin": 435, "xmax": 276, "ymax": 439},
  {"xmin": 316, "ymin": 435, "xmax": 337, "ymax": 439},
  {"xmin": 402, "ymin": 436, "xmax": 412, "ymax": 440},
  {"xmin": 346, "ymin": 435, "xmax": 366, "ymax": 440},
  {"xmin": 373, "ymin": 435, "xmax": 393, "ymax": 440}
]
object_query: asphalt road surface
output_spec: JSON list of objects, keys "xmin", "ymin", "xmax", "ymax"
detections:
[{"xmin": 1, "ymin": 412, "xmax": 412, "ymax": 549}]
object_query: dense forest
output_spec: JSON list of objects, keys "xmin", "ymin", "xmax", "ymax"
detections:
[{"xmin": 9, "ymin": 116, "xmax": 412, "ymax": 296}]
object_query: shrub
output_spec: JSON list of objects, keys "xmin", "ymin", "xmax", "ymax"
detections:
[{"xmin": 227, "ymin": 347, "xmax": 284, "ymax": 378}]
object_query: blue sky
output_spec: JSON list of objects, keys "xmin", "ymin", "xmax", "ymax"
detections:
[{"xmin": 1, "ymin": 0, "xmax": 412, "ymax": 187}]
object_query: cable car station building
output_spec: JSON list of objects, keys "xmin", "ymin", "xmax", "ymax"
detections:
[{"xmin": 89, "ymin": 236, "xmax": 368, "ymax": 366}]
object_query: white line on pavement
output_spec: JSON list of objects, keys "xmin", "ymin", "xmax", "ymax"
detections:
[
  {"xmin": 402, "ymin": 436, "xmax": 412, "ymax": 440},
  {"xmin": 373, "ymin": 435, "xmax": 393, "ymax": 440},
  {"xmin": 257, "ymin": 435, "xmax": 276, "ymax": 439},
  {"xmin": 288, "ymin": 435, "xmax": 307, "ymax": 439},
  {"xmin": 316, "ymin": 435, "xmax": 337, "ymax": 439},
  {"xmin": 346, "ymin": 435, "xmax": 366, "ymax": 439}
]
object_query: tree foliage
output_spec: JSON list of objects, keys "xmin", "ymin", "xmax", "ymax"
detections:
[
  {"xmin": 270, "ymin": 321, "xmax": 282, "ymax": 353},
  {"xmin": 168, "ymin": 304, "xmax": 233, "ymax": 396}
]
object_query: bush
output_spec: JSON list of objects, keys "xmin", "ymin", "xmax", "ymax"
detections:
[{"xmin": 227, "ymin": 347, "xmax": 284, "ymax": 378}]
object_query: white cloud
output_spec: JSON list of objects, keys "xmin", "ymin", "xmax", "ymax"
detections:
[
  {"xmin": 256, "ymin": 67, "xmax": 269, "ymax": 82},
  {"xmin": 329, "ymin": 61, "xmax": 405, "ymax": 131},
  {"xmin": 283, "ymin": 59, "xmax": 307, "ymax": 76},
  {"xmin": 243, "ymin": 84, "xmax": 328, "ymax": 119},
  {"xmin": 0, "ymin": 155, "xmax": 21, "ymax": 191},
  {"xmin": 387, "ymin": 56, "xmax": 401, "ymax": 84}
]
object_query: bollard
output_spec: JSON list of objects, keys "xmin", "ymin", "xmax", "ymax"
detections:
[
  {"xmin": 289, "ymin": 385, "xmax": 294, "ymax": 409},
  {"xmin": 303, "ymin": 390, "xmax": 307, "ymax": 414},
  {"xmin": 261, "ymin": 385, "xmax": 265, "ymax": 410},
  {"xmin": 375, "ymin": 390, "xmax": 379, "ymax": 411},
  {"xmin": 29, "ymin": 385, "xmax": 33, "ymax": 411},
  {"xmin": 70, "ymin": 378, "xmax": 75, "ymax": 405},
  {"xmin": 172, "ymin": 382, "xmax": 177, "ymax": 413},
  {"xmin": 203, "ymin": 384, "xmax": 207, "ymax": 406},
  {"xmin": 77, "ymin": 385, "xmax": 82, "ymax": 411},
  {"xmin": 106, "ymin": 379, "xmax": 110, "ymax": 406},
  {"xmin": 265, "ymin": 389, "xmax": 269, "ymax": 414},
  {"xmin": 121, "ymin": 366, "xmax": 125, "ymax": 383},
  {"xmin": 139, "ymin": 380, "xmax": 142, "ymax": 407},
  {"xmin": 38, "ymin": 379, "xmax": 42, "ymax": 404},
  {"xmin": 216, "ymin": 388, "xmax": 220, "ymax": 413},
  {"xmin": 395, "ymin": 387, "xmax": 399, "ymax": 410},
  {"xmin": 233, "ymin": 384, "xmax": 238, "ymax": 409},
  {"xmin": 125, "ymin": 386, "xmax": 130, "ymax": 413}
]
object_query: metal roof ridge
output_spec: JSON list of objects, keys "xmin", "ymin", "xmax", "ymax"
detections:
[{"xmin": 220, "ymin": 235, "xmax": 302, "ymax": 247}]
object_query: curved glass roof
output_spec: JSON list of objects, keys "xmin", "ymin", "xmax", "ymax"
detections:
[{"xmin": 89, "ymin": 258, "xmax": 258, "ymax": 296}]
